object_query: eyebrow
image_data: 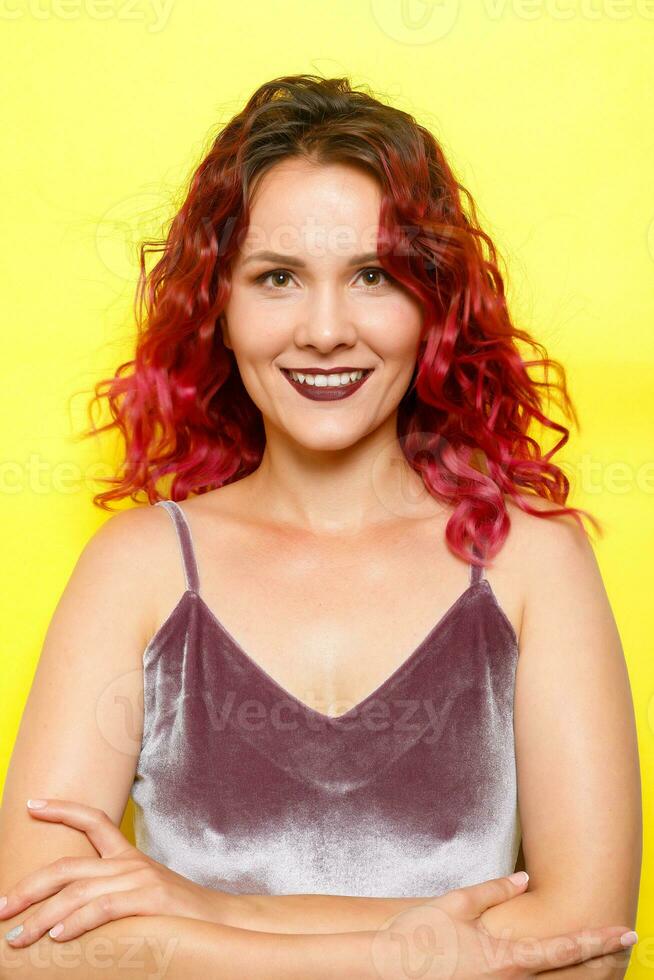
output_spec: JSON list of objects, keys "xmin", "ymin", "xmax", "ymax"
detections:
[{"xmin": 241, "ymin": 250, "xmax": 382, "ymax": 268}]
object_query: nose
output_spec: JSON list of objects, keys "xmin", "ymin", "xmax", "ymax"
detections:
[{"xmin": 292, "ymin": 282, "xmax": 359, "ymax": 352}]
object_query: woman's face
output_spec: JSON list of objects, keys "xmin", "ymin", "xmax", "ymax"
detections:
[{"xmin": 221, "ymin": 157, "xmax": 424, "ymax": 453}]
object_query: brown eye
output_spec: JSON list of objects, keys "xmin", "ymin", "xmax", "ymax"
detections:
[
  {"xmin": 257, "ymin": 269, "xmax": 293, "ymax": 289},
  {"xmin": 358, "ymin": 268, "xmax": 392, "ymax": 288}
]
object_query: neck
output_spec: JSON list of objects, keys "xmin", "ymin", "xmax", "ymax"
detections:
[{"xmin": 240, "ymin": 419, "xmax": 444, "ymax": 537}]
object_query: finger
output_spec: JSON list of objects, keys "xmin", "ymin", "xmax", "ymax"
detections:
[
  {"xmin": 47, "ymin": 887, "xmax": 161, "ymax": 943},
  {"xmin": 513, "ymin": 924, "xmax": 638, "ymax": 973},
  {"xmin": 437, "ymin": 872, "xmax": 530, "ymax": 920},
  {"xmin": 4, "ymin": 873, "xmax": 150, "ymax": 948},
  {"xmin": 25, "ymin": 799, "xmax": 133, "ymax": 859},
  {"xmin": 0, "ymin": 856, "xmax": 140, "ymax": 921}
]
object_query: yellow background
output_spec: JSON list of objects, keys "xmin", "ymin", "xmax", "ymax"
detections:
[{"xmin": 1, "ymin": 0, "xmax": 652, "ymax": 973}]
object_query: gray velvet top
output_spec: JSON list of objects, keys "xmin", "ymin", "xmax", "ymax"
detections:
[{"xmin": 130, "ymin": 498, "xmax": 521, "ymax": 897}]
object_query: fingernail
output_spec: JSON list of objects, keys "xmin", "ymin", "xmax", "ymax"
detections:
[
  {"xmin": 509, "ymin": 871, "xmax": 529, "ymax": 885},
  {"xmin": 620, "ymin": 931, "xmax": 638, "ymax": 947},
  {"xmin": 5, "ymin": 924, "xmax": 23, "ymax": 942},
  {"xmin": 49, "ymin": 923, "xmax": 64, "ymax": 939},
  {"xmin": 0, "ymin": 897, "xmax": 7, "ymax": 912},
  {"xmin": 26, "ymin": 799, "xmax": 47, "ymax": 809}
]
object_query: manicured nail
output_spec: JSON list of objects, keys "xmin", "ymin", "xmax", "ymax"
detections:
[
  {"xmin": 26, "ymin": 799, "xmax": 47, "ymax": 809},
  {"xmin": 509, "ymin": 871, "xmax": 529, "ymax": 885},
  {"xmin": 0, "ymin": 897, "xmax": 7, "ymax": 912},
  {"xmin": 49, "ymin": 923, "xmax": 64, "ymax": 939},
  {"xmin": 5, "ymin": 924, "xmax": 23, "ymax": 942},
  {"xmin": 620, "ymin": 931, "xmax": 638, "ymax": 947}
]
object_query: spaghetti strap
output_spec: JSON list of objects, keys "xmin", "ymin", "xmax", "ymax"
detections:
[
  {"xmin": 469, "ymin": 540, "xmax": 486, "ymax": 586},
  {"xmin": 155, "ymin": 500, "xmax": 201, "ymax": 594}
]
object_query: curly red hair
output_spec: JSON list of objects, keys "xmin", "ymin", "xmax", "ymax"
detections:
[{"xmin": 77, "ymin": 72, "xmax": 601, "ymax": 565}]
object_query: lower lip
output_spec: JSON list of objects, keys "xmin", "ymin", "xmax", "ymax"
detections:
[{"xmin": 280, "ymin": 369, "xmax": 373, "ymax": 401}]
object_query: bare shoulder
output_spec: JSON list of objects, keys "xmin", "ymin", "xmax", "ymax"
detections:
[
  {"xmin": 503, "ymin": 495, "xmax": 605, "ymax": 614},
  {"xmin": 488, "ymin": 495, "xmax": 604, "ymax": 649},
  {"xmin": 84, "ymin": 499, "xmax": 217, "ymax": 641},
  {"xmin": 74, "ymin": 504, "xmax": 177, "ymax": 645},
  {"xmin": 505, "ymin": 493, "xmax": 598, "ymax": 559}
]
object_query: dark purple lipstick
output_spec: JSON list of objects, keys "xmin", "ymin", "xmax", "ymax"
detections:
[{"xmin": 279, "ymin": 367, "xmax": 373, "ymax": 401}]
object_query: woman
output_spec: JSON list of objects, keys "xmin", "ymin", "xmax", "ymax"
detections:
[{"xmin": 0, "ymin": 74, "xmax": 641, "ymax": 978}]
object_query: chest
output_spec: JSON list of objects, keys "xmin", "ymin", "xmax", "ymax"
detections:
[{"xmin": 153, "ymin": 524, "xmax": 506, "ymax": 718}]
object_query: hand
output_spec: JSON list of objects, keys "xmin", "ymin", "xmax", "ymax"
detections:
[
  {"xmin": 371, "ymin": 873, "xmax": 637, "ymax": 979},
  {"xmin": 1, "ymin": 798, "xmax": 225, "ymax": 947}
]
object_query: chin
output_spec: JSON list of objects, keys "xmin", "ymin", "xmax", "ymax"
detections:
[{"xmin": 284, "ymin": 424, "xmax": 370, "ymax": 453}]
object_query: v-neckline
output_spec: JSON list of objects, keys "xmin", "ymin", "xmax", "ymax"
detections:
[{"xmin": 187, "ymin": 580, "xmax": 488, "ymax": 723}]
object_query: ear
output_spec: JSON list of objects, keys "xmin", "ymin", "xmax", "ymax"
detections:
[{"xmin": 219, "ymin": 315, "xmax": 232, "ymax": 350}]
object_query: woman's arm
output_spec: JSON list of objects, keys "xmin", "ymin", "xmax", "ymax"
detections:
[
  {"xmin": 0, "ymin": 910, "xmax": 377, "ymax": 979},
  {"xmin": 219, "ymin": 890, "xmax": 426, "ymax": 933},
  {"xmin": 475, "ymin": 506, "xmax": 642, "ymax": 979},
  {"xmin": 214, "ymin": 845, "xmax": 525, "ymax": 933}
]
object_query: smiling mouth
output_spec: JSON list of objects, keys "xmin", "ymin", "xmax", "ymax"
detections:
[{"xmin": 279, "ymin": 367, "xmax": 374, "ymax": 388}]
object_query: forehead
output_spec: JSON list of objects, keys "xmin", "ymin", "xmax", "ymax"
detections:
[{"xmin": 238, "ymin": 158, "xmax": 383, "ymax": 264}]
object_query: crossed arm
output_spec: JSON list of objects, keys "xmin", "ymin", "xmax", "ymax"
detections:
[
  {"xmin": 0, "ymin": 908, "xmax": 380, "ymax": 979},
  {"xmin": 0, "ymin": 880, "xmax": 639, "ymax": 979}
]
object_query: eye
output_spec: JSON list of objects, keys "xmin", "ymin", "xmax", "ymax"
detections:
[
  {"xmin": 357, "ymin": 267, "xmax": 393, "ymax": 289},
  {"xmin": 256, "ymin": 269, "xmax": 295, "ymax": 289}
]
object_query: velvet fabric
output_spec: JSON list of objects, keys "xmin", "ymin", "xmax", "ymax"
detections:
[{"xmin": 130, "ymin": 499, "xmax": 521, "ymax": 897}]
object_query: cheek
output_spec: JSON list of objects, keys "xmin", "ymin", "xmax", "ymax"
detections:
[
  {"xmin": 223, "ymin": 312, "xmax": 284, "ymax": 364},
  {"xmin": 369, "ymin": 294, "xmax": 423, "ymax": 345}
]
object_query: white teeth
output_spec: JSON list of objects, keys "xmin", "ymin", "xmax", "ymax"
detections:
[{"xmin": 288, "ymin": 369, "xmax": 366, "ymax": 387}]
